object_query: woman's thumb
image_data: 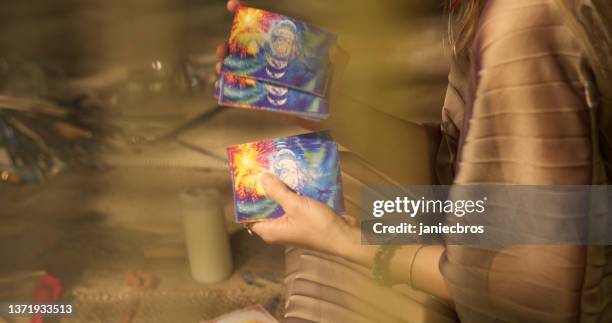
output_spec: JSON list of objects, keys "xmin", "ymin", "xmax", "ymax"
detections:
[{"xmin": 259, "ymin": 173, "xmax": 297, "ymax": 210}]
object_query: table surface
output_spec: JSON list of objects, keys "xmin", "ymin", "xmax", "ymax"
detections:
[{"xmin": 0, "ymin": 108, "xmax": 296, "ymax": 322}]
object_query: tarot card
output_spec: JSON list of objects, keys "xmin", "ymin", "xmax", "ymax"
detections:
[
  {"xmin": 203, "ymin": 305, "xmax": 278, "ymax": 323},
  {"xmin": 218, "ymin": 72, "xmax": 329, "ymax": 119},
  {"xmin": 227, "ymin": 131, "xmax": 345, "ymax": 223},
  {"xmin": 222, "ymin": 6, "xmax": 336, "ymax": 96}
]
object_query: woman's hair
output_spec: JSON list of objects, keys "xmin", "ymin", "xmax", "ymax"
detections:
[
  {"xmin": 447, "ymin": 0, "xmax": 611, "ymax": 75},
  {"xmin": 446, "ymin": 0, "xmax": 486, "ymax": 59}
]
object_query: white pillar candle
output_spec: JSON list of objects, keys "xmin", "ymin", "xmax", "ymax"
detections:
[{"xmin": 180, "ymin": 188, "xmax": 232, "ymax": 284}]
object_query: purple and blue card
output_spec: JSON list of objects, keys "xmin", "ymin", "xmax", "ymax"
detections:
[
  {"xmin": 218, "ymin": 73, "xmax": 328, "ymax": 119},
  {"xmin": 227, "ymin": 131, "xmax": 345, "ymax": 223},
  {"xmin": 217, "ymin": 6, "xmax": 336, "ymax": 120}
]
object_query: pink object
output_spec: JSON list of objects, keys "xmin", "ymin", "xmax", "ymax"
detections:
[{"xmin": 30, "ymin": 272, "xmax": 63, "ymax": 323}]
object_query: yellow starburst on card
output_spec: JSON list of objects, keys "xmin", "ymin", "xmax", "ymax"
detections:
[
  {"xmin": 229, "ymin": 7, "xmax": 270, "ymax": 56},
  {"xmin": 246, "ymin": 41, "xmax": 259, "ymax": 56},
  {"xmin": 232, "ymin": 7, "xmax": 265, "ymax": 38},
  {"xmin": 230, "ymin": 142, "xmax": 268, "ymax": 199}
]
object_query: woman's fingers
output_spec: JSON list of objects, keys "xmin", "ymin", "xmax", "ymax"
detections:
[
  {"xmin": 227, "ymin": 0, "xmax": 242, "ymax": 13},
  {"xmin": 251, "ymin": 217, "xmax": 285, "ymax": 244},
  {"xmin": 215, "ymin": 62, "xmax": 222, "ymax": 75},
  {"xmin": 341, "ymin": 214, "xmax": 358, "ymax": 227},
  {"xmin": 215, "ymin": 43, "xmax": 227, "ymax": 75},
  {"xmin": 215, "ymin": 43, "xmax": 228, "ymax": 60},
  {"xmin": 259, "ymin": 173, "xmax": 301, "ymax": 212}
]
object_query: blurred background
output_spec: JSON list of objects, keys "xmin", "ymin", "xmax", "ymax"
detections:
[{"xmin": 0, "ymin": 1, "xmax": 448, "ymax": 321}]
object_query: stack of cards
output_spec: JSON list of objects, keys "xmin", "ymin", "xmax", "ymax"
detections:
[
  {"xmin": 227, "ymin": 131, "xmax": 345, "ymax": 223},
  {"xmin": 219, "ymin": 8, "xmax": 345, "ymax": 224},
  {"xmin": 217, "ymin": 6, "xmax": 336, "ymax": 120}
]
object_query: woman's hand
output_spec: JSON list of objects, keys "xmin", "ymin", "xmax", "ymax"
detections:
[
  {"xmin": 251, "ymin": 173, "xmax": 356, "ymax": 255},
  {"xmin": 251, "ymin": 173, "xmax": 452, "ymax": 301},
  {"xmin": 214, "ymin": 0, "xmax": 241, "ymax": 75}
]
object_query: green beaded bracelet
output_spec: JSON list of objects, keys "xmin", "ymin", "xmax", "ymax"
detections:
[{"xmin": 372, "ymin": 244, "xmax": 401, "ymax": 286}]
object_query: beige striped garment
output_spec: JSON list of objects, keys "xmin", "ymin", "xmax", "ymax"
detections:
[{"xmin": 440, "ymin": 0, "xmax": 612, "ymax": 322}]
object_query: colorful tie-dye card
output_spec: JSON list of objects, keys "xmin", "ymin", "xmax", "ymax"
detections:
[
  {"xmin": 222, "ymin": 6, "xmax": 336, "ymax": 97},
  {"xmin": 227, "ymin": 131, "xmax": 345, "ymax": 223},
  {"xmin": 218, "ymin": 72, "xmax": 329, "ymax": 119}
]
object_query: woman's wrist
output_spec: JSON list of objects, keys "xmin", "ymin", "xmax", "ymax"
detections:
[
  {"xmin": 326, "ymin": 219, "xmax": 356, "ymax": 257},
  {"xmin": 329, "ymin": 222, "xmax": 378, "ymax": 267}
]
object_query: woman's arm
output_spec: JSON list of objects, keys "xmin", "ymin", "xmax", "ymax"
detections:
[
  {"xmin": 253, "ymin": 173, "xmax": 451, "ymax": 301},
  {"xmin": 318, "ymin": 46, "xmax": 438, "ymax": 186},
  {"xmin": 325, "ymin": 94, "xmax": 437, "ymax": 186},
  {"xmin": 335, "ymin": 226, "xmax": 451, "ymax": 301}
]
